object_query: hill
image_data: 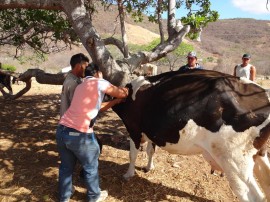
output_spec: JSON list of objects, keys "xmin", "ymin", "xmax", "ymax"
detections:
[{"xmin": 201, "ymin": 18, "xmax": 270, "ymax": 75}]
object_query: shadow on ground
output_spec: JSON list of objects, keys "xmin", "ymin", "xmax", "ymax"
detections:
[{"xmin": 0, "ymin": 94, "xmax": 221, "ymax": 202}]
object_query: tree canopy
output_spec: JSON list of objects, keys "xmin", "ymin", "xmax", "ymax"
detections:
[{"xmin": 0, "ymin": 0, "xmax": 218, "ymax": 99}]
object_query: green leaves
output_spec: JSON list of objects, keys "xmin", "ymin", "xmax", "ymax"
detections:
[
  {"xmin": 181, "ymin": 0, "xmax": 219, "ymax": 39},
  {"xmin": 0, "ymin": 8, "xmax": 76, "ymax": 54},
  {"xmin": 1, "ymin": 64, "xmax": 16, "ymax": 72}
]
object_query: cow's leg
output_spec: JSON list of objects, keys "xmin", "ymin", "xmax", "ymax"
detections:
[
  {"xmin": 143, "ymin": 142, "xmax": 155, "ymax": 172},
  {"xmin": 254, "ymin": 152, "xmax": 270, "ymax": 201},
  {"xmin": 123, "ymin": 139, "xmax": 139, "ymax": 179},
  {"xmin": 215, "ymin": 154, "xmax": 265, "ymax": 202},
  {"xmin": 5, "ymin": 76, "xmax": 13, "ymax": 95}
]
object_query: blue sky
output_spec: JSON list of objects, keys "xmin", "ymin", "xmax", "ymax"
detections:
[{"xmin": 175, "ymin": 0, "xmax": 270, "ymax": 20}]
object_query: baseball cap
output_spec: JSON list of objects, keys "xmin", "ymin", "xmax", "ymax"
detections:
[
  {"xmin": 242, "ymin": 53, "xmax": 251, "ymax": 59},
  {"xmin": 187, "ymin": 51, "xmax": 197, "ymax": 58}
]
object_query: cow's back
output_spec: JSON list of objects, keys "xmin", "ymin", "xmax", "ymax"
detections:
[{"xmin": 136, "ymin": 70, "xmax": 270, "ymax": 147}]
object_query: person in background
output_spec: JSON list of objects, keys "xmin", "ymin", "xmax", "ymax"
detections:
[
  {"xmin": 233, "ymin": 53, "xmax": 256, "ymax": 81},
  {"xmin": 178, "ymin": 51, "xmax": 203, "ymax": 73},
  {"xmin": 60, "ymin": 53, "xmax": 89, "ymax": 117},
  {"xmin": 56, "ymin": 64, "xmax": 129, "ymax": 202}
]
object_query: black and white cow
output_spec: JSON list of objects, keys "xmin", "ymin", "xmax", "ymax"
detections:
[
  {"xmin": 112, "ymin": 69, "xmax": 270, "ymax": 202},
  {"xmin": 0, "ymin": 73, "xmax": 13, "ymax": 94}
]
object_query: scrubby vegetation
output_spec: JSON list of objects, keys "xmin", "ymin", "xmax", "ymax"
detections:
[{"xmin": 0, "ymin": 63, "xmax": 16, "ymax": 72}]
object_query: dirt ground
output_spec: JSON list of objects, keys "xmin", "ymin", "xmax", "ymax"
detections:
[{"xmin": 0, "ymin": 79, "xmax": 270, "ymax": 202}]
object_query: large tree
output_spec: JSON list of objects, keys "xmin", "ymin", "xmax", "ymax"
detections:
[{"xmin": 0, "ymin": 0, "xmax": 218, "ymax": 99}]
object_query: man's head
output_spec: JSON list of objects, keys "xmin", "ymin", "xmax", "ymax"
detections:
[
  {"xmin": 85, "ymin": 63, "xmax": 103, "ymax": 78},
  {"xmin": 242, "ymin": 53, "xmax": 251, "ymax": 65},
  {"xmin": 186, "ymin": 51, "xmax": 197, "ymax": 67},
  {"xmin": 70, "ymin": 53, "xmax": 90, "ymax": 78}
]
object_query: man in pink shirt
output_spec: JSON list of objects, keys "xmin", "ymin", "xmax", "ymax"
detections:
[{"xmin": 56, "ymin": 64, "xmax": 128, "ymax": 202}]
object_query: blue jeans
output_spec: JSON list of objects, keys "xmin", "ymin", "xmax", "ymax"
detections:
[{"xmin": 56, "ymin": 124, "xmax": 101, "ymax": 202}]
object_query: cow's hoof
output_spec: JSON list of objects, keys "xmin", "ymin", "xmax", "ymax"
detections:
[
  {"xmin": 142, "ymin": 167, "xmax": 151, "ymax": 173},
  {"xmin": 123, "ymin": 173, "xmax": 134, "ymax": 181}
]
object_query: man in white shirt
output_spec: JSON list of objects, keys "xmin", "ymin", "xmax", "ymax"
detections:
[{"xmin": 233, "ymin": 54, "xmax": 256, "ymax": 81}]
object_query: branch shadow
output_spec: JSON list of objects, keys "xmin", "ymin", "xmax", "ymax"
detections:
[{"xmin": 0, "ymin": 93, "xmax": 216, "ymax": 202}]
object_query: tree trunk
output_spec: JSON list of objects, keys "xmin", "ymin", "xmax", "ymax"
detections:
[
  {"xmin": 0, "ymin": 0, "xmax": 189, "ymax": 100},
  {"xmin": 168, "ymin": 0, "xmax": 176, "ymax": 37},
  {"xmin": 118, "ymin": 0, "xmax": 129, "ymax": 58},
  {"xmin": 157, "ymin": 0, "xmax": 165, "ymax": 44}
]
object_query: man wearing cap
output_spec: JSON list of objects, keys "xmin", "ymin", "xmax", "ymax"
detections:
[
  {"xmin": 56, "ymin": 64, "xmax": 129, "ymax": 202},
  {"xmin": 178, "ymin": 51, "xmax": 203, "ymax": 73},
  {"xmin": 233, "ymin": 54, "xmax": 256, "ymax": 81}
]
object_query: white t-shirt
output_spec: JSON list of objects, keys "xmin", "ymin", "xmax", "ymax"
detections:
[{"xmin": 235, "ymin": 64, "xmax": 252, "ymax": 80}]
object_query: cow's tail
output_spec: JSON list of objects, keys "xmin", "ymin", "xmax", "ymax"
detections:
[{"xmin": 253, "ymin": 150, "xmax": 270, "ymax": 201}]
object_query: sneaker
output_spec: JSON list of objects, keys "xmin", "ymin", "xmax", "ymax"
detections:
[{"xmin": 89, "ymin": 190, "xmax": 108, "ymax": 202}]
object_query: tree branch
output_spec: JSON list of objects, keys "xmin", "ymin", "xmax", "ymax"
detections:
[
  {"xmin": 168, "ymin": 0, "xmax": 177, "ymax": 37},
  {"xmin": 157, "ymin": 0, "xmax": 165, "ymax": 44},
  {"xmin": 0, "ymin": 69, "xmax": 67, "ymax": 100},
  {"xmin": 124, "ymin": 25, "xmax": 190, "ymax": 72},
  {"xmin": 103, "ymin": 37, "xmax": 125, "ymax": 55},
  {"xmin": 1, "ymin": 79, "xmax": 32, "ymax": 100},
  {"xmin": 18, "ymin": 69, "xmax": 66, "ymax": 84}
]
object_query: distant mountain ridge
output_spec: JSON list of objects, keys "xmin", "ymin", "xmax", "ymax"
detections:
[
  {"xmin": 201, "ymin": 18, "xmax": 270, "ymax": 74},
  {"xmin": 90, "ymin": 10, "xmax": 270, "ymax": 75}
]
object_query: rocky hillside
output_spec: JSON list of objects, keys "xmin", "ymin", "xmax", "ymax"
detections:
[{"xmin": 201, "ymin": 18, "xmax": 270, "ymax": 74}]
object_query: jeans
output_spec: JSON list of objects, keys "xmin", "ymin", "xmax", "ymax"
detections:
[{"xmin": 56, "ymin": 124, "xmax": 101, "ymax": 202}]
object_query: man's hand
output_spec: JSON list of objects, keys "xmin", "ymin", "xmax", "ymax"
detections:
[{"xmin": 121, "ymin": 87, "xmax": 129, "ymax": 97}]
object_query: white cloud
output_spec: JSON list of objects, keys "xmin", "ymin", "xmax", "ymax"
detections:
[{"xmin": 232, "ymin": 0, "xmax": 270, "ymax": 14}]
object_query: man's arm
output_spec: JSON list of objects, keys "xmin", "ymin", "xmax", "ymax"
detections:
[
  {"xmin": 233, "ymin": 65, "xmax": 237, "ymax": 77},
  {"xmin": 105, "ymin": 85, "xmax": 128, "ymax": 98},
  {"xmin": 250, "ymin": 66, "xmax": 256, "ymax": 81},
  {"xmin": 100, "ymin": 98, "xmax": 123, "ymax": 112}
]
